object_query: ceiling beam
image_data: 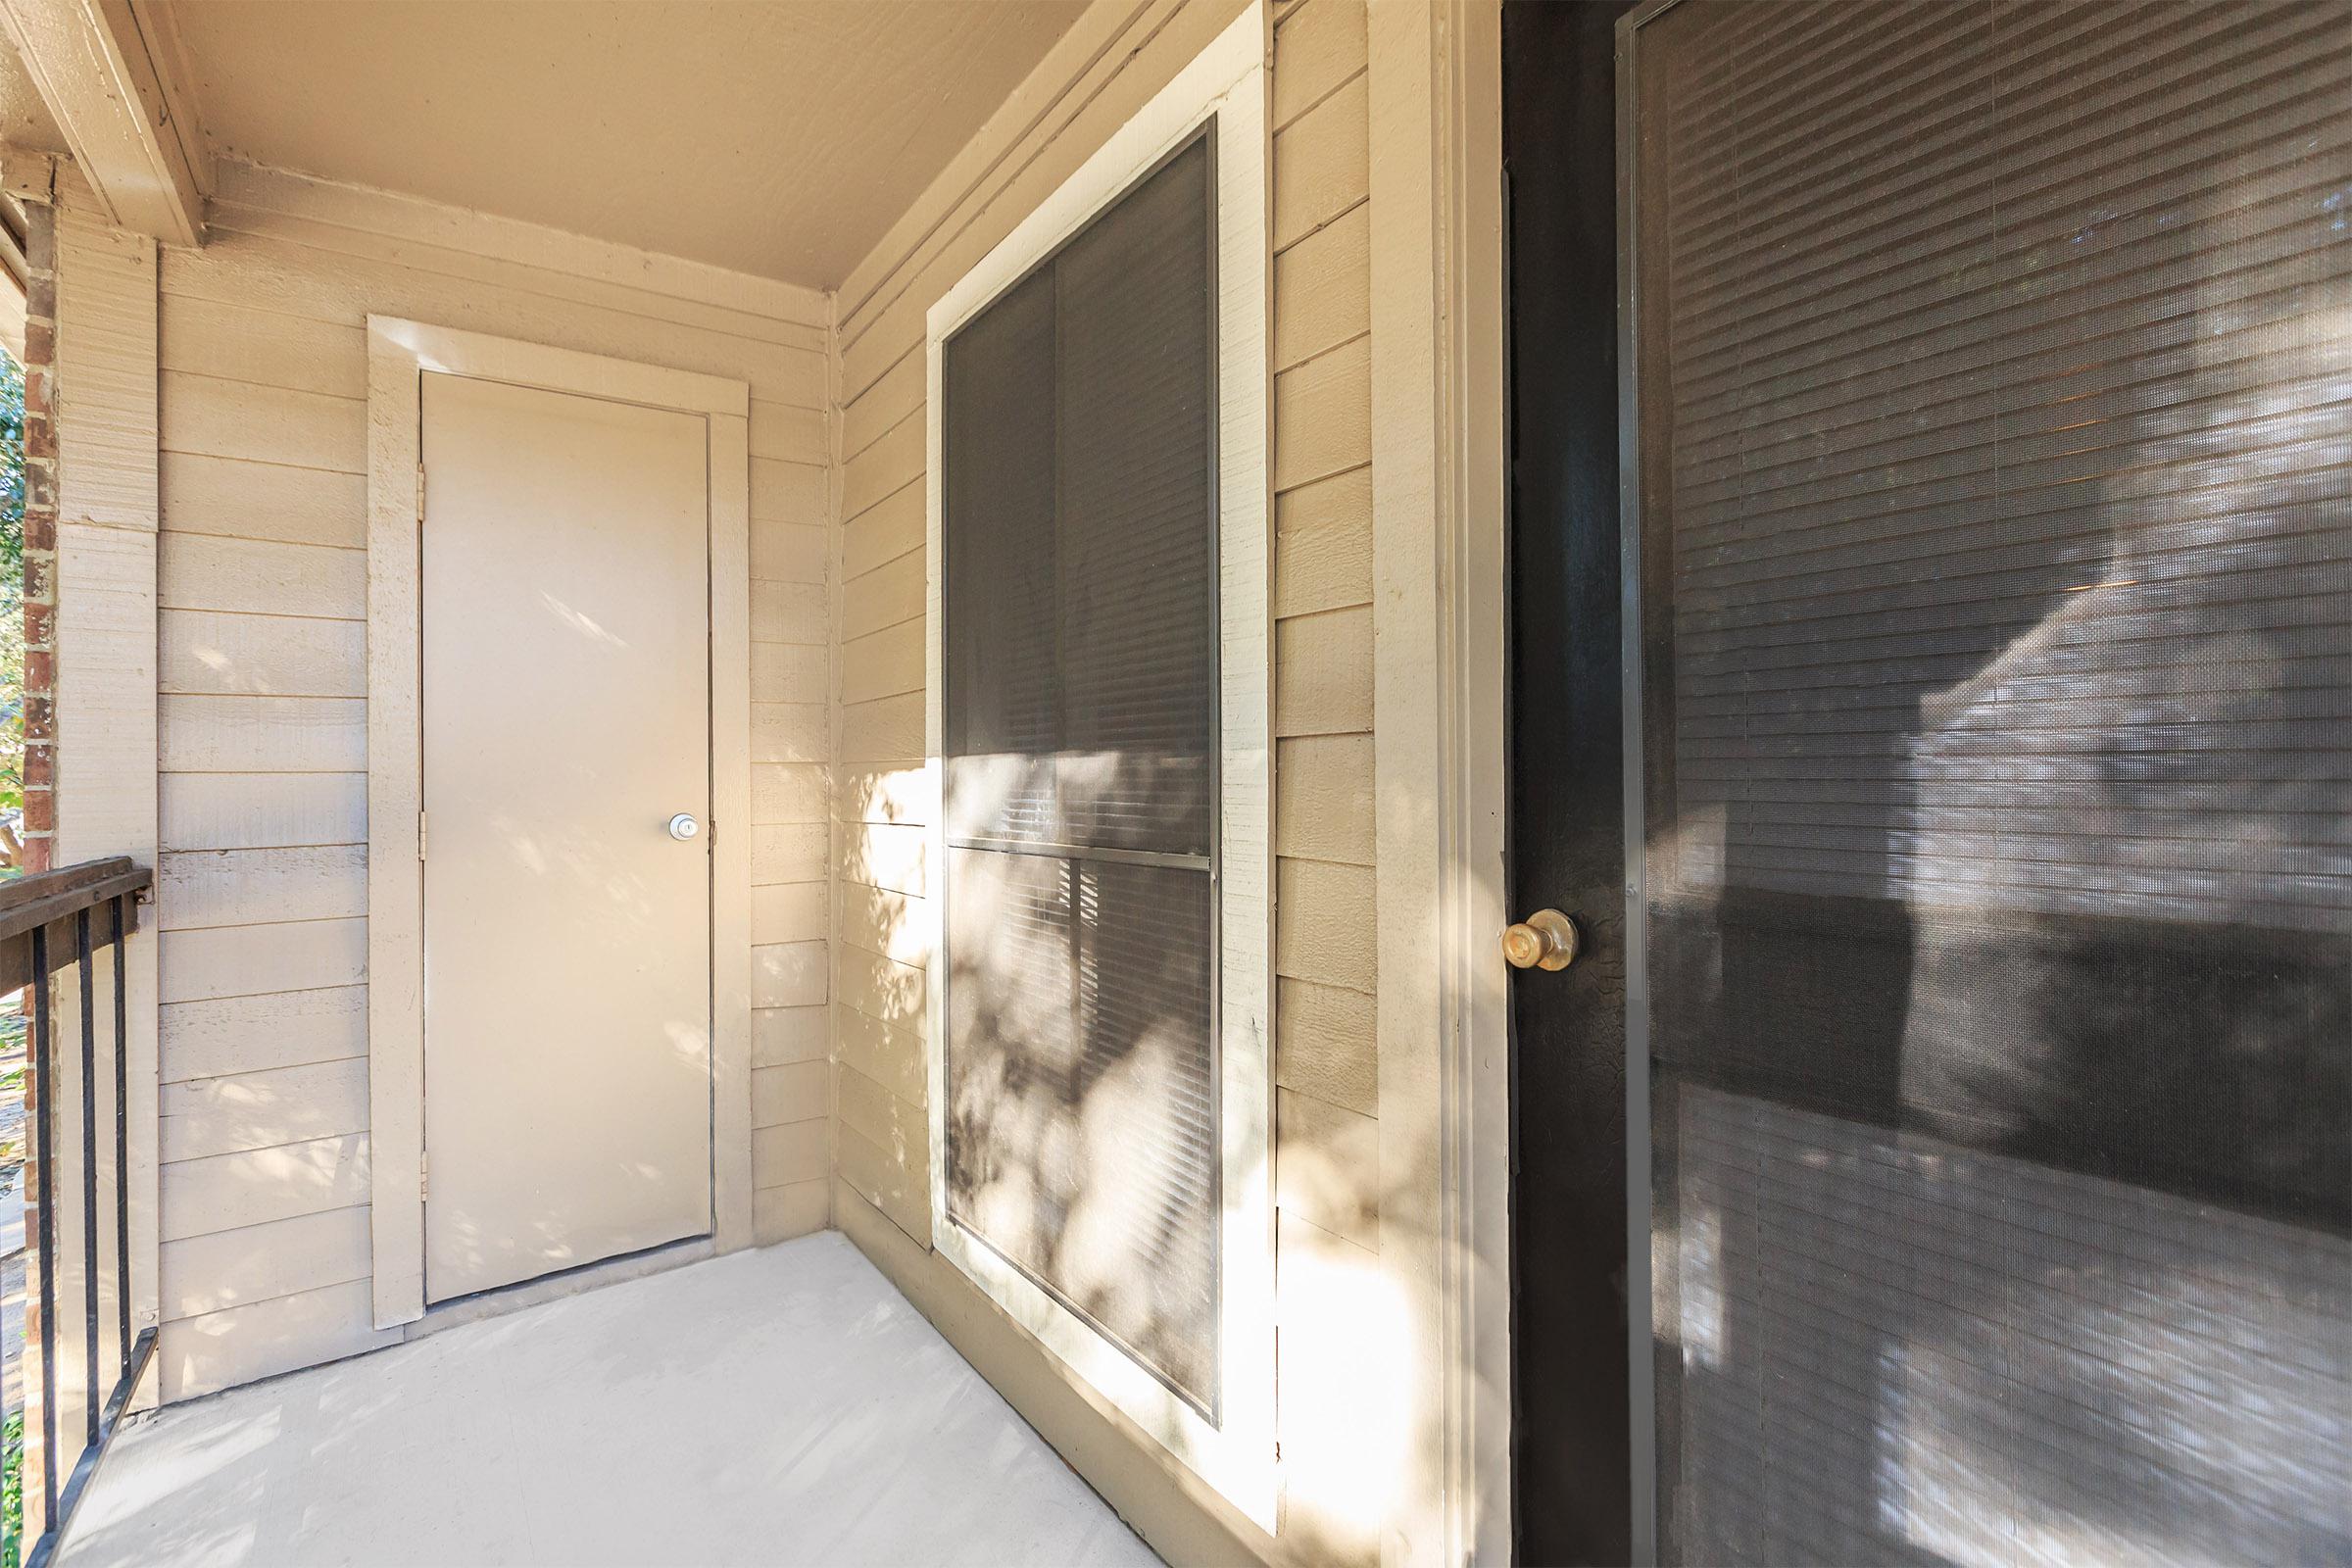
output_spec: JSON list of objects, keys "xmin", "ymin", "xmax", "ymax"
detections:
[{"xmin": 0, "ymin": 0, "xmax": 206, "ymax": 246}]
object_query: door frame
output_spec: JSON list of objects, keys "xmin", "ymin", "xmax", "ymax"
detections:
[
  {"xmin": 362, "ymin": 318, "xmax": 754, "ymax": 1330},
  {"xmin": 1363, "ymin": 3, "xmax": 1514, "ymax": 1564}
]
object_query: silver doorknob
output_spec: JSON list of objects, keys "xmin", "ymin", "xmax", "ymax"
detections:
[
  {"xmin": 1502, "ymin": 909, "xmax": 1578, "ymax": 971},
  {"xmin": 667, "ymin": 813, "xmax": 702, "ymax": 842}
]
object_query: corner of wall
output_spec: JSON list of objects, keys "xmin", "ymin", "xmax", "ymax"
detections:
[{"xmin": 821, "ymin": 280, "xmax": 846, "ymax": 1235}]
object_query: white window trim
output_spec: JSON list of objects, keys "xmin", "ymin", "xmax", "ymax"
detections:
[{"xmin": 921, "ymin": 2, "xmax": 1275, "ymax": 1530}]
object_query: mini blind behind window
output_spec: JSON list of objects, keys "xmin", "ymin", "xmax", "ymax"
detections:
[{"xmin": 940, "ymin": 132, "xmax": 1220, "ymax": 1416}]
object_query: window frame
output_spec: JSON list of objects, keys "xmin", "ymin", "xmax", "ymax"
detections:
[{"xmin": 922, "ymin": 1, "xmax": 1274, "ymax": 1526}]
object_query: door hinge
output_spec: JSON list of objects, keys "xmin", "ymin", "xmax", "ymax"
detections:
[
  {"xmin": 419, "ymin": 1152, "xmax": 429, "ymax": 1202},
  {"xmin": 416, "ymin": 463, "xmax": 426, "ymax": 523},
  {"xmin": 417, "ymin": 809, "xmax": 428, "ymax": 861}
]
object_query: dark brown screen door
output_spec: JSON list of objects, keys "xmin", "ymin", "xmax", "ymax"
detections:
[
  {"xmin": 1621, "ymin": 1, "xmax": 2352, "ymax": 1564},
  {"xmin": 1514, "ymin": 1, "xmax": 2352, "ymax": 1563}
]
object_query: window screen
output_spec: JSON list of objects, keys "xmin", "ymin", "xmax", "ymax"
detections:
[
  {"xmin": 1629, "ymin": 3, "xmax": 2352, "ymax": 1562},
  {"xmin": 940, "ymin": 132, "xmax": 1220, "ymax": 1416}
]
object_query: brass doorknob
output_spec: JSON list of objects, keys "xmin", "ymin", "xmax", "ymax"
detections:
[{"xmin": 1502, "ymin": 909, "xmax": 1579, "ymax": 971}]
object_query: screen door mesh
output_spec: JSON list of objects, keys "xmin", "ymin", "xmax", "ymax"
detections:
[
  {"xmin": 1628, "ymin": 2, "xmax": 2352, "ymax": 1560},
  {"xmin": 940, "ymin": 133, "xmax": 1220, "ymax": 1415}
]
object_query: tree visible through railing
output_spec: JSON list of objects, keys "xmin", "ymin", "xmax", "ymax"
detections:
[{"xmin": 1, "ymin": 208, "xmax": 31, "ymax": 1568}]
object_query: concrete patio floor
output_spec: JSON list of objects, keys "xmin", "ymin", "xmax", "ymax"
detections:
[{"xmin": 60, "ymin": 1231, "xmax": 1163, "ymax": 1567}]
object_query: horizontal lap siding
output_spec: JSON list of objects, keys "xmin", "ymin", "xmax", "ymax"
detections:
[
  {"xmin": 152, "ymin": 206, "xmax": 832, "ymax": 1399},
  {"xmin": 830, "ymin": 297, "xmax": 933, "ymax": 1241},
  {"xmin": 1264, "ymin": 6, "xmax": 1377, "ymax": 1556},
  {"xmin": 746, "ymin": 329, "xmax": 836, "ymax": 1249},
  {"xmin": 827, "ymin": 1, "xmax": 1377, "ymax": 1557}
]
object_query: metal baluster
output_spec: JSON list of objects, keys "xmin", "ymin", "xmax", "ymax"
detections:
[
  {"xmin": 30, "ymin": 925, "xmax": 57, "ymax": 1530},
  {"xmin": 112, "ymin": 896, "xmax": 129, "ymax": 1367},
  {"xmin": 75, "ymin": 909, "xmax": 98, "ymax": 1450}
]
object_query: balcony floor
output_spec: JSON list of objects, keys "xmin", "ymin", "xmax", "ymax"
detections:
[{"xmin": 63, "ymin": 1231, "xmax": 1162, "ymax": 1567}]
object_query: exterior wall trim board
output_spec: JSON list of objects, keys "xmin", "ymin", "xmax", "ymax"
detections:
[{"xmin": 1365, "ymin": 2, "xmax": 1513, "ymax": 1563}]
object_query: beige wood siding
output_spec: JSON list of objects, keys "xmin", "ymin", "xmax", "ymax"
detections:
[
  {"xmin": 828, "ymin": 0, "xmax": 1377, "ymax": 1557},
  {"xmin": 47, "ymin": 170, "xmax": 166, "ymax": 1471},
  {"xmin": 1264, "ymin": 5, "xmax": 1378, "ymax": 1556},
  {"xmin": 149, "ymin": 172, "xmax": 834, "ymax": 1398}
]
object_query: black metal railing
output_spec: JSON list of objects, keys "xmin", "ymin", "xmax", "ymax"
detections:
[{"xmin": 1, "ymin": 858, "xmax": 153, "ymax": 1568}]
